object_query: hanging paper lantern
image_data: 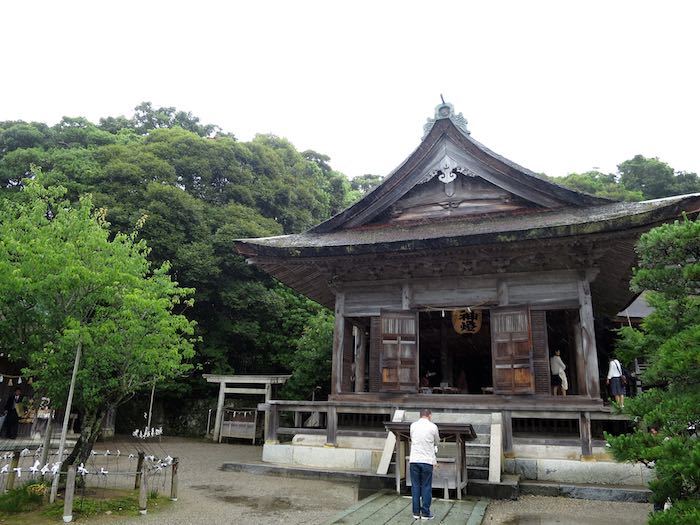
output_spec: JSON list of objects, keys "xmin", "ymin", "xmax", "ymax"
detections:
[
  {"xmin": 17, "ymin": 377, "xmax": 22, "ymax": 384},
  {"xmin": 7, "ymin": 379, "xmax": 12, "ymax": 386},
  {"xmin": 452, "ymin": 309, "xmax": 483, "ymax": 334}
]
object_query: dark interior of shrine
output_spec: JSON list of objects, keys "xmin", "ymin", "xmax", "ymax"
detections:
[{"xmin": 418, "ymin": 310, "xmax": 493, "ymax": 394}]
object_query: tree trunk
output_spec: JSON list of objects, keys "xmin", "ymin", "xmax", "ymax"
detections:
[{"xmin": 63, "ymin": 408, "xmax": 105, "ymax": 470}]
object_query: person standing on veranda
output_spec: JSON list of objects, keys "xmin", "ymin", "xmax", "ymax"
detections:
[
  {"xmin": 549, "ymin": 349, "xmax": 568, "ymax": 396},
  {"xmin": 409, "ymin": 408, "xmax": 440, "ymax": 520},
  {"xmin": 607, "ymin": 357, "xmax": 626, "ymax": 408}
]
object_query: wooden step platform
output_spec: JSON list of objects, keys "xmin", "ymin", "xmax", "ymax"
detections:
[{"xmin": 326, "ymin": 492, "xmax": 489, "ymax": 525}]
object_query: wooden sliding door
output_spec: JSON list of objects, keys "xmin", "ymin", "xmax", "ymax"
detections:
[
  {"xmin": 379, "ymin": 310, "xmax": 419, "ymax": 392},
  {"xmin": 491, "ymin": 307, "xmax": 535, "ymax": 394}
]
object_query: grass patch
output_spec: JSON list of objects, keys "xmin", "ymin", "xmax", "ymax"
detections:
[
  {"xmin": 0, "ymin": 486, "xmax": 171, "ymax": 524},
  {"xmin": 0, "ymin": 482, "xmax": 49, "ymax": 513}
]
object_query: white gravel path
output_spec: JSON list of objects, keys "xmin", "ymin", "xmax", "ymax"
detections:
[
  {"xmin": 483, "ymin": 494, "xmax": 652, "ymax": 524},
  {"xmin": 111, "ymin": 437, "xmax": 357, "ymax": 525},
  {"xmin": 104, "ymin": 438, "xmax": 654, "ymax": 525}
]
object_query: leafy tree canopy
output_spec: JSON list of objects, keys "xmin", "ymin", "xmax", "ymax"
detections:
[
  {"xmin": 0, "ymin": 180, "xmax": 196, "ymax": 463},
  {"xmin": 607, "ymin": 217, "xmax": 700, "ymax": 524},
  {"xmin": 0, "ymin": 103, "xmax": 377, "ymax": 407}
]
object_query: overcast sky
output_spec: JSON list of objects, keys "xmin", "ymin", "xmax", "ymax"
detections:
[{"xmin": 3, "ymin": 1, "xmax": 699, "ymax": 179}]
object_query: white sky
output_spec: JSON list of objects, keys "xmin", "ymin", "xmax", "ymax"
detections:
[{"xmin": 2, "ymin": 1, "xmax": 699, "ymax": 179}]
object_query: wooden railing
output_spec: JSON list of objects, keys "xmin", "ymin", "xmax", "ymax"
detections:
[{"xmin": 258, "ymin": 397, "xmax": 629, "ymax": 456}]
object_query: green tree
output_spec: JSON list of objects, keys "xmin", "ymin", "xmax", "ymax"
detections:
[
  {"xmin": 0, "ymin": 180, "xmax": 196, "ymax": 464},
  {"xmin": 607, "ymin": 217, "xmax": 700, "ymax": 524},
  {"xmin": 618, "ymin": 155, "xmax": 700, "ymax": 199},
  {"xmin": 553, "ymin": 171, "xmax": 643, "ymax": 201}
]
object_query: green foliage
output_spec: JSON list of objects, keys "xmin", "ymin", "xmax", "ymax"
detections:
[
  {"xmin": 606, "ymin": 217, "xmax": 700, "ymax": 518},
  {"xmin": 0, "ymin": 482, "xmax": 47, "ymax": 513},
  {"xmin": 550, "ymin": 157, "xmax": 700, "ymax": 202},
  {"xmin": 0, "ymin": 179, "xmax": 196, "ymax": 461},
  {"xmin": 552, "ymin": 170, "xmax": 643, "ymax": 201},
  {"xmin": 0, "ymin": 103, "xmax": 351, "ymax": 415},
  {"xmin": 648, "ymin": 500, "xmax": 700, "ymax": 525},
  {"xmin": 619, "ymin": 155, "xmax": 700, "ymax": 199},
  {"xmin": 278, "ymin": 307, "xmax": 334, "ymax": 400}
]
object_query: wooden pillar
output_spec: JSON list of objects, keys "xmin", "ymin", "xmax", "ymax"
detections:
[
  {"xmin": 578, "ymin": 276, "xmax": 601, "ymax": 398},
  {"xmin": 503, "ymin": 411, "xmax": 513, "ymax": 456},
  {"xmin": 63, "ymin": 466, "xmax": 77, "ymax": 523},
  {"xmin": 265, "ymin": 403, "xmax": 279, "ymax": 444},
  {"xmin": 325, "ymin": 405, "xmax": 338, "ymax": 447},
  {"xmin": 579, "ymin": 411, "xmax": 593, "ymax": 457},
  {"xmin": 401, "ymin": 284, "xmax": 412, "ymax": 310},
  {"xmin": 264, "ymin": 383, "xmax": 272, "ymax": 442},
  {"xmin": 342, "ymin": 321, "xmax": 354, "ymax": 392},
  {"xmin": 170, "ymin": 458, "xmax": 179, "ymax": 501},
  {"xmin": 7, "ymin": 450, "xmax": 20, "ymax": 491},
  {"xmin": 354, "ymin": 327, "xmax": 366, "ymax": 393},
  {"xmin": 138, "ymin": 468, "xmax": 148, "ymax": 515},
  {"xmin": 212, "ymin": 381, "xmax": 226, "ymax": 441},
  {"xmin": 331, "ymin": 292, "xmax": 346, "ymax": 395},
  {"xmin": 573, "ymin": 318, "xmax": 586, "ymax": 396},
  {"xmin": 440, "ymin": 319, "xmax": 450, "ymax": 385},
  {"xmin": 134, "ymin": 451, "xmax": 145, "ymax": 489}
]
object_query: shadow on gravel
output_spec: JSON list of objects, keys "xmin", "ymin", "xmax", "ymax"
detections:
[{"xmin": 190, "ymin": 484, "xmax": 296, "ymax": 513}]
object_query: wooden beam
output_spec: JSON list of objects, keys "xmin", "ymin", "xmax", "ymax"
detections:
[
  {"xmin": 212, "ymin": 381, "xmax": 226, "ymax": 441},
  {"xmin": 223, "ymin": 388, "xmax": 267, "ymax": 395},
  {"xmin": 401, "ymin": 283, "xmax": 412, "ymax": 309},
  {"xmin": 502, "ymin": 410, "xmax": 513, "ymax": 455},
  {"xmin": 354, "ymin": 326, "xmax": 366, "ymax": 393},
  {"xmin": 578, "ymin": 276, "xmax": 601, "ymax": 398},
  {"xmin": 265, "ymin": 403, "xmax": 279, "ymax": 444},
  {"xmin": 497, "ymin": 280, "xmax": 509, "ymax": 306},
  {"xmin": 580, "ymin": 411, "xmax": 593, "ymax": 457},
  {"xmin": 331, "ymin": 292, "xmax": 346, "ymax": 395},
  {"xmin": 202, "ymin": 374, "xmax": 291, "ymax": 384},
  {"xmin": 326, "ymin": 405, "xmax": 338, "ymax": 447}
]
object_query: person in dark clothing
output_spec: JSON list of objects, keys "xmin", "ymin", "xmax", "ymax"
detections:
[{"xmin": 3, "ymin": 388, "xmax": 23, "ymax": 439}]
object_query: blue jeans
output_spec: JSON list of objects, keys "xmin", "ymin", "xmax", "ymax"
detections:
[{"xmin": 410, "ymin": 462, "xmax": 433, "ymax": 516}]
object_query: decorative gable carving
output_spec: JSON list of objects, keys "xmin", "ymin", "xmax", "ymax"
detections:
[{"xmin": 374, "ymin": 171, "xmax": 534, "ymax": 224}]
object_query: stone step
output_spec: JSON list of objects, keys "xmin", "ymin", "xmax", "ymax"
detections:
[
  {"xmin": 464, "ymin": 456, "xmax": 489, "ymax": 468},
  {"xmin": 467, "ymin": 466, "xmax": 489, "ymax": 480}
]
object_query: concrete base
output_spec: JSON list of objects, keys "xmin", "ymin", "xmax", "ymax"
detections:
[
  {"xmin": 505, "ymin": 457, "xmax": 655, "ymax": 486},
  {"xmin": 520, "ymin": 480, "xmax": 651, "ymax": 502},
  {"xmin": 263, "ymin": 437, "xmax": 383, "ymax": 472}
]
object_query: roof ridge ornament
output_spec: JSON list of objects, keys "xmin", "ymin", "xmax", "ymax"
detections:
[{"xmin": 423, "ymin": 99, "xmax": 470, "ymax": 138}]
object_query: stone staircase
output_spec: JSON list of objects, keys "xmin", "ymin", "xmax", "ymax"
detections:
[{"xmin": 395, "ymin": 411, "xmax": 499, "ymax": 482}]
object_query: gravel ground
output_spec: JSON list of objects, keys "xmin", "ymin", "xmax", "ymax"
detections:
[
  {"xmin": 482, "ymin": 494, "xmax": 652, "ymax": 524},
  {"xmin": 111, "ymin": 437, "xmax": 357, "ymax": 525},
  {"xmin": 99, "ymin": 438, "xmax": 654, "ymax": 525}
]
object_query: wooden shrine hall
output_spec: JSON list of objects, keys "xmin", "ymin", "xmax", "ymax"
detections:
[{"xmin": 235, "ymin": 102, "xmax": 700, "ymax": 457}]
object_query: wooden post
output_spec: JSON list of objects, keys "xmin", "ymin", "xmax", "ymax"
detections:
[
  {"xmin": 578, "ymin": 276, "xmax": 601, "ymax": 398},
  {"xmin": 580, "ymin": 411, "xmax": 593, "ymax": 457},
  {"xmin": 331, "ymin": 292, "xmax": 346, "ymax": 395},
  {"xmin": 265, "ymin": 404, "xmax": 279, "ymax": 444},
  {"xmin": 138, "ymin": 467, "xmax": 148, "ymax": 515},
  {"xmin": 440, "ymin": 320, "xmax": 450, "ymax": 385},
  {"xmin": 170, "ymin": 458, "xmax": 179, "ymax": 501},
  {"xmin": 354, "ymin": 327, "xmax": 366, "ymax": 393},
  {"xmin": 212, "ymin": 381, "xmax": 226, "ymax": 442},
  {"xmin": 394, "ymin": 434, "xmax": 401, "ymax": 494},
  {"xmin": 62, "ymin": 466, "xmax": 77, "ymax": 523},
  {"xmin": 6, "ymin": 450, "xmax": 20, "ymax": 491},
  {"xmin": 503, "ymin": 410, "xmax": 513, "ymax": 456},
  {"xmin": 264, "ymin": 382, "xmax": 272, "ymax": 442},
  {"xmin": 134, "ymin": 452, "xmax": 145, "ymax": 489},
  {"xmin": 50, "ymin": 341, "xmax": 82, "ymax": 504},
  {"xmin": 325, "ymin": 405, "xmax": 338, "ymax": 447},
  {"xmin": 40, "ymin": 414, "xmax": 53, "ymax": 469}
]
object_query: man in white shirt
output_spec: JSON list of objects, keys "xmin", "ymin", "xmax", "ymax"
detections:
[{"xmin": 409, "ymin": 408, "xmax": 440, "ymax": 520}]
